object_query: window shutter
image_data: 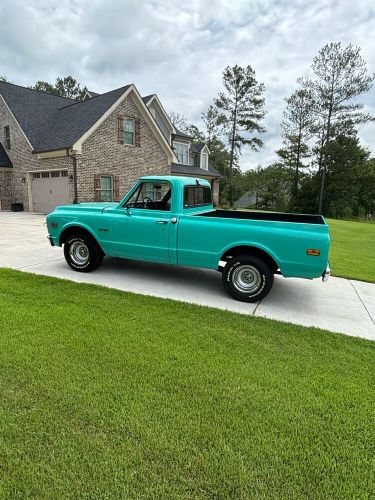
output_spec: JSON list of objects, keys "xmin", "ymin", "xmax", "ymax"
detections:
[
  {"xmin": 113, "ymin": 176, "xmax": 120, "ymax": 201},
  {"xmin": 94, "ymin": 175, "xmax": 101, "ymax": 201},
  {"xmin": 118, "ymin": 115, "xmax": 124, "ymax": 144},
  {"xmin": 135, "ymin": 118, "xmax": 141, "ymax": 147}
]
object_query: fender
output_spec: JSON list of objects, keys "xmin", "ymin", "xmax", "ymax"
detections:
[
  {"xmin": 58, "ymin": 221, "xmax": 100, "ymax": 247},
  {"xmin": 219, "ymin": 240, "xmax": 282, "ymax": 272}
]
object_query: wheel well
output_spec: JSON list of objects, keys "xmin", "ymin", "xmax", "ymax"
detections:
[
  {"xmin": 220, "ymin": 245, "xmax": 279, "ymax": 273},
  {"xmin": 59, "ymin": 226, "xmax": 102, "ymax": 251}
]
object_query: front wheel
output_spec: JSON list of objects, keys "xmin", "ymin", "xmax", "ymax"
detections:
[
  {"xmin": 64, "ymin": 234, "xmax": 103, "ymax": 272},
  {"xmin": 222, "ymin": 255, "xmax": 274, "ymax": 303}
]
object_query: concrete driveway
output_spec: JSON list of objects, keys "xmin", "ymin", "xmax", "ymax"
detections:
[{"xmin": 1, "ymin": 211, "xmax": 374, "ymax": 340}]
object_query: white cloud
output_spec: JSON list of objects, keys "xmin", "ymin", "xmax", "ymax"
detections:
[{"xmin": 0, "ymin": 0, "xmax": 374, "ymax": 169}]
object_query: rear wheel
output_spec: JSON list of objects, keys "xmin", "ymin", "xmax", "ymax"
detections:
[
  {"xmin": 222, "ymin": 255, "xmax": 274, "ymax": 302},
  {"xmin": 64, "ymin": 234, "xmax": 103, "ymax": 272}
]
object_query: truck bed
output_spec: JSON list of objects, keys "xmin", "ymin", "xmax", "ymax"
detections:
[{"xmin": 196, "ymin": 209, "xmax": 325, "ymax": 225}]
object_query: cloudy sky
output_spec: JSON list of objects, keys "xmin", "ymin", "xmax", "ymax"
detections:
[{"xmin": 1, "ymin": 0, "xmax": 374, "ymax": 169}]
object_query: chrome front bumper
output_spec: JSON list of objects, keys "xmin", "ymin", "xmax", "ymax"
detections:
[{"xmin": 322, "ymin": 264, "xmax": 330, "ymax": 282}]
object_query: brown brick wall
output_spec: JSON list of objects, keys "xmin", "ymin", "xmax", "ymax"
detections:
[
  {"xmin": 76, "ymin": 93, "xmax": 170, "ymax": 202},
  {"xmin": 0, "ymin": 95, "xmax": 74, "ymax": 210},
  {"xmin": 0, "ymin": 170, "xmax": 12, "ymax": 210}
]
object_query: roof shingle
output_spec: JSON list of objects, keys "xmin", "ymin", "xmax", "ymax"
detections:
[
  {"xmin": 0, "ymin": 81, "xmax": 130, "ymax": 152},
  {"xmin": 171, "ymin": 162, "xmax": 220, "ymax": 178}
]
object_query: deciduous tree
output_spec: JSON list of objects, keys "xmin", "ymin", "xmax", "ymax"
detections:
[
  {"xmin": 32, "ymin": 80, "xmax": 60, "ymax": 95},
  {"xmin": 168, "ymin": 112, "xmax": 190, "ymax": 133},
  {"xmin": 30, "ymin": 76, "xmax": 87, "ymax": 100}
]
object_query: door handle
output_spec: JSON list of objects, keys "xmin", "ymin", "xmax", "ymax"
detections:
[{"xmin": 156, "ymin": 220, "xmax": 168, "ymax": 224}]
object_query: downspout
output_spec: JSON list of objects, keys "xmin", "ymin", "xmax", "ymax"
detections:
[{"xmin": 67, "ymin": 149, "xmax": 78, "ymax": 204}]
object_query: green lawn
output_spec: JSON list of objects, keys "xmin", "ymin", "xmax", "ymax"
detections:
[
  {"xmin": 1, "ymin": 270, "xmax": 374, "ymax": 499},
  {"xmin": 327, "ymin": 219, "xmax": 375, "ymax": 283}
]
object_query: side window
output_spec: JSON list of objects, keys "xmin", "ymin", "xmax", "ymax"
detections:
[
  {"xmin": 184, "ymin": 186, "xmax": 212, "ymax": 208},
  {"xmin": 4, "ymin": 126, "xmax": 10, "ymax": 150},
  {"xmin": 126, "ymin": 182, "xmax": 172, "ymax": 211},
  {"xmin": 100, "ymin": 176, "xmax": 113, "ymax": 201}
]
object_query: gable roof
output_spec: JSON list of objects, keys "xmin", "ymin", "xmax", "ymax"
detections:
[
  {"xmin": 0, "ymin": 81, "xmax": 132, "ymax": 153},
  {"xmin": 174, "ymin": 127, "xmax": 193, "ymax": 139},
  {"xmin": 0, "ymin": 81, "xmax": 74, "ymax": 150},
  {"xmin": 0, "ymin": 143, "xmax": 13, "ymax": 168},
  {"xmin": 36, "ymin": 85, "xmax": 131, "ymax": 152},
  {"xmin": 142, "ymin": 94, "xmax": 155, "ymax": 105},
  {"xmin": 190, "ymin": 143, "xmax": 210, "ymax": 154}
]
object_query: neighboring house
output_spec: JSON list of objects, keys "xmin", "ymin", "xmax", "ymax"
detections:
[
  {"xmin": 235, "ymin": 191, "xmax": 258, "ymax": 208},
  {"xmin": 0, "ymin": 81, "xmax": 220, "ymax": 213}
]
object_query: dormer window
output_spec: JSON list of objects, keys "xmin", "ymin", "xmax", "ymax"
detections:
[
  {"xmin": 201, "ymin": 152, "xmax": 208, "ymax": 170},
  {"xmin": 174, "ymin": 142, "xmax": 189, "ymax": 164}
]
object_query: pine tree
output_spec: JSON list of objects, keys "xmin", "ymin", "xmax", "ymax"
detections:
[
  {"xmin": 301, "ymin": 43, "xmax": 375, "ymax": 213},
  {"xmin": 277, "ymin": 89, "xmax": 315, "ymax": 198},
  {"xmin": 215, "ymin": 65, "xmax": 266, "ymax": 206}
]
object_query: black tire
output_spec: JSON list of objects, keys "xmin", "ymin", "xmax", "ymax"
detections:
[
  {"xmin": 64, "ymin": 233, "xmax": 104, "ymax": 272},
  {"xmin": 222, "ymin": 254, "xmax": 274, "ymax": 303}
]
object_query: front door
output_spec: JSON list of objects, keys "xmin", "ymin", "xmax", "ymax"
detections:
[{"xmin": 113, "ymin": 181, "xmax": 172, "ymax": 263}]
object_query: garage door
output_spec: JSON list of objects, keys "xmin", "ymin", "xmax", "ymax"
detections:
[{"xmin": 30, "ymin": 170, "xmax": 69, "ymax": 213}]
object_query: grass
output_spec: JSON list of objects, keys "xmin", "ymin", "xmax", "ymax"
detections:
[
  {"xmin": 327, "ymin": 218, "xmax": 375, "ymax": 283},
  {"xmin": 0, "ymin": 269, "xmax": 375, "ymax": 498}
]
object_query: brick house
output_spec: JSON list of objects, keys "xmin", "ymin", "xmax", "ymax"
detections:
[{"xmin": 0, "ymin": 81, "xmax": 220, "ymax": 213}]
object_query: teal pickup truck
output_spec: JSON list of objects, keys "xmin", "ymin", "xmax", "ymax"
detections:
[{"xmin": 46, "ymin": 175, "xmax": 330, "ymax": 302}]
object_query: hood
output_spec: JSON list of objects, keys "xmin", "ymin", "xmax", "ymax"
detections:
[{"xmin": 51, "ymin": 202, "xmax": 119, "ymax": 213}]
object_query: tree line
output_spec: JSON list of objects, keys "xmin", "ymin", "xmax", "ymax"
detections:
[
  {"xmin": 2, "ymin": 43, "xmax": 374, "ymax": 218},
  {"xmin": 170, "ymin": 42, "xmax": 375, "ymax": 218},
  {"xmin": 0, "ymin": 74, "xmax": 87, "ymax": 100}
]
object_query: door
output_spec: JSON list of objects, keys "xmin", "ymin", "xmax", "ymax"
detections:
[
  {"xmin": 113, "ymin": 180, "xmax": 173, "ymax": 263},
  {"xmin": 30, "ymin": 170, "xmax": 69, "ymax": 213}
]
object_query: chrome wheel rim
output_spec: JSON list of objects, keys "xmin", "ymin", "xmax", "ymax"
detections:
[
  {"xmin": 70, "ymin": 241, "xmax": 89, "ymax": 266},
  {"xmin": 232, "ymin": 265, "xmax": 261, "ymax": 293}
]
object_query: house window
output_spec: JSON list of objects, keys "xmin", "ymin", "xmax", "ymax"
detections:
[
  {"xmin": 100, "ymin": 176, "xmax": 113, "ymax": 202},
  {"xmin": 201, "ymin": 152, "xmax": 208, "ymax": 170},
  {"xmin": 174, "ymin": 142, "xmax": 189, "ymax": 164},
  {"xmin": 4, "ymin": 126, "xmax": 10, "ymax": 150},
  {"xmin": 124, "ymin": 117, "xmax": 135, "ymax": 145}
]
